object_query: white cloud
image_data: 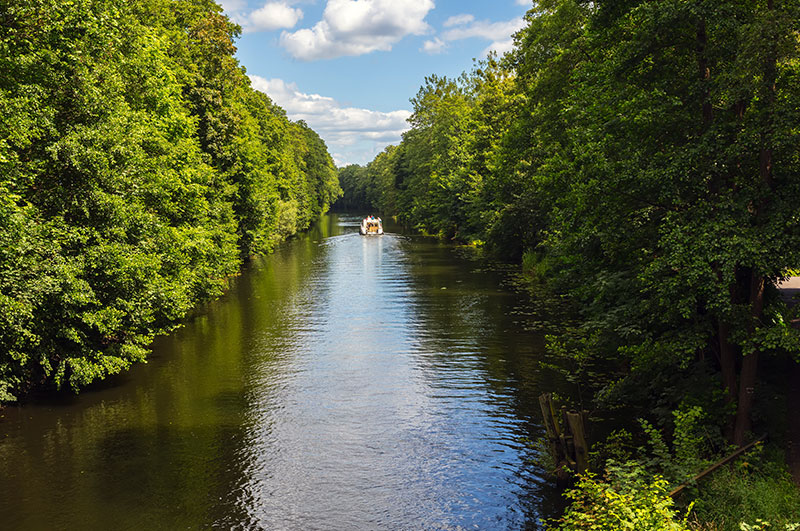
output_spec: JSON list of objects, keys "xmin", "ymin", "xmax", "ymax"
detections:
[
  {"xmin": 245, "ymin": 2, "xmax": 303, "ymax": 32},
  {"xmin": 422, "ymin": 16, "xmax": 525, "ymax": 56},
  {"xmin": 218, "ymin": 0, "xmax": 247, "ymax": 13},
  {"xmin": 441, "ymin": 18, "xmax": 525, "ymax": 42},
  {"xmin": 482, "ymin": 38, "xmax": 515, "ymax": 57},
  {"xmin": 421, "ymin": 37, "xmax": 446, "ymax": 54},
  {"xmin": 516, "ymin": 0, "xmax": 531, "ymax": 5},
  {"xmin": 249, "ymin": 75, "xmax": 411, "ymax": 165},
  {"xmin": 280, "ymin": 0, "xmax": 435, "ymax": 61},
  {"xmin": 443, "ymin": 14, "xmax": 475, "ymax": 27}
]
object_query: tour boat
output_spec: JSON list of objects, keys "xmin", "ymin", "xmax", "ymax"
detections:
[{"xmin": 360, "ymin": 217, "xmax": 384, "ymax": 235}]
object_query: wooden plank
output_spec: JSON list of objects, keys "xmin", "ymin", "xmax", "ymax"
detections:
[{"xmin": 669, "ymin": 434, "xmax": 768, "ymax": 498}]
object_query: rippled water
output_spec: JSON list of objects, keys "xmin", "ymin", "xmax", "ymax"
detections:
[{"xmin": 0, "ymin": 214, "xmax": 564, "ymax": 530}]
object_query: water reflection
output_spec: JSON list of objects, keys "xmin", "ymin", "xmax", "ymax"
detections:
[{"xmin": 0, "ymin": 214, "xmax": 562, "ymax": 530}]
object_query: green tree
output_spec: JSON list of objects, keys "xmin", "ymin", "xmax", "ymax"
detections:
[
  {"xmin": 535, "ymin": 0, "xmax": 800, "ymax": 445},
  {"xmin": 0, "ymin": 0, "xmax": 339, "ymax": 400}
]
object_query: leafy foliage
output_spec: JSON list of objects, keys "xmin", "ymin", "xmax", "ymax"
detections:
[
  {"xmin": 550, "ymin": 469, "xmax": 692, "ymax": 530},
  {"xmin": 0, "ymin": 0, "xmax": 340, "ymax": 400}
]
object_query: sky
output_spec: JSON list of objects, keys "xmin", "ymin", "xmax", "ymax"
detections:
[{"xmin": 218, "ymin": 0, "xmax": 532, "ymax": 166}]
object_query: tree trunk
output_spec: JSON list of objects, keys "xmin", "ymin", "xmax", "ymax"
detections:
[
  {"xmin": 718, "ymin": 321, "xmax": 737, "ymax": 404},
  {"xmin": 730, "ymin": 0, "xmax": 777, "ymax": 448},
  {"xmin": 733, "ymin": 273, "xmax": 765, "ymax": 446},
  {"xmin": 718, "ymin": 320, "xmax": 738, "ymax": 440},
  {"xmin": 733, "ymin": 351, "xmax": 759, "ymax": 446},
  {"xmin": 697, "ymin": 16, "xmax": 740, "ymax": 440}
]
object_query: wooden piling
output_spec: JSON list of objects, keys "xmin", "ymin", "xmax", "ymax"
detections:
[
  {"xmin": 565, "ymin": 411, "xmax": 589, "ymax": 473},
  {"xmin": 538, "ymin": 393, "xmax": 591, "ymax": 480},
  {"xmin": 539, "ymin": 394, "xmax": 559, "ymax": 460},
  {"xmin": 539, "ymin": 394, "xmax": 557, "ymax": 439}
]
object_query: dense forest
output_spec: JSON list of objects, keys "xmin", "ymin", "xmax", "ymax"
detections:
[
  {"xmin": 0, "ymin": 0, "xmax": 340, "ymax": 402},
  {"xmin": 337, "ymin": 0, "xmax": 800, "ymax": 527}
]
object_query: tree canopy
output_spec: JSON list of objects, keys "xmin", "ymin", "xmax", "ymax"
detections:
[{"xmin": 0, "ymin": 0, "xmax": 340, "ymax": 401}]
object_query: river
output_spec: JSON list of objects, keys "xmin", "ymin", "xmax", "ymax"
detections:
[{"xmin": 0, "ymin": 214, "xmax": 565, "ymax": 530}]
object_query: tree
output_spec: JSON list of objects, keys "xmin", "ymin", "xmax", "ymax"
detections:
[
  {"xmin": 0, "ymin": 0, "xmax": 340, "ymax": 400},
  {"xmin": 529, "ymin": 0, "xmax": 800, "ymax": 445}
]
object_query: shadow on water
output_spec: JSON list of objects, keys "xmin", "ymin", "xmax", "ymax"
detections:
[{"xmin": 0, "ymin": 213, "xmax": 568, "ymax": 530}]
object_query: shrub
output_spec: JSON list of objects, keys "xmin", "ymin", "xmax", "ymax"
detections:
[{"xmin": 550, "ymin": 468, "xmax": 692, "ymax": 530}]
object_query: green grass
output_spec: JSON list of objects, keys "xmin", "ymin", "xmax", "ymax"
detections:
[
  {"xmin": 522, "ymin": 249, "xmax": 558, "ymax": 281},
  {"xmin": 687, "ymin": 446, "xmax": 800, "ymax": 530}
]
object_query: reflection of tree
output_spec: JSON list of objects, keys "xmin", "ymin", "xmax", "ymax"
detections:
[{"xmin": 0, "ymin": 216, "xmax": 339, "ymax": 529}]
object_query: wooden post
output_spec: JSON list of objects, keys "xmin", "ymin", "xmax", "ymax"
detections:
[
  {"xmin": 539, "ymin": 394, "xmax": 556, "ymax": 439},
  {"xmin": 539, "ymin": 393, "xmax": 592, "ymax": 482},
  {"xmin": 549, "ymin": 396, "xmax": 562, "ymax": 437},
  {"xmin": 539, "ymin": 394, "xmax": 559, "ymax": 463},
  {"xmin": 566, "ymin": 411, "xmax": 589, "ymax": 473}
]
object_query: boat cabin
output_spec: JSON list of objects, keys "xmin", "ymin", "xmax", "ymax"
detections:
[{"xmin": 360, "ymin": 217, "xmax": 384, "ymax": 235}]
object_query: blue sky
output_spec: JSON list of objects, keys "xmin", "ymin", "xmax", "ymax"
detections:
[{"xmin": 219, "ymin": 0, "xmax": 531, "ymax": 166}]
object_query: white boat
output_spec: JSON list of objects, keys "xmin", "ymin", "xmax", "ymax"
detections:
[{"xmin": 360, "ymin": 217, "xmax": 384, "ymax": 235}]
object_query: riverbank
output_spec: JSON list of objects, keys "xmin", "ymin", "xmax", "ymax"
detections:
[{"xmin": 534, "ymin": 272, "xmax": 800, "ymax": 529}]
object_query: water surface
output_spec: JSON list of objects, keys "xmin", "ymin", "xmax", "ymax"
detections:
[{"xmin": 0, "ymin": 214, "xmax": 562, "ymax": 530}]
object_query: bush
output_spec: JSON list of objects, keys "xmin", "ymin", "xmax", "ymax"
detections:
[{"xmin": 550, "ymin": 467, "xmax": 692, "ymax": 530}]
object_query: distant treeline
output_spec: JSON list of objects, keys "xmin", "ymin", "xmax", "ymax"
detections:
[
  {"xmin": 0, "ymin": 0, "xmax": 340, "ymax": 401},
  {"xmin": 338, "ymin": 1, "xmax": 800, "ymax": 524}
]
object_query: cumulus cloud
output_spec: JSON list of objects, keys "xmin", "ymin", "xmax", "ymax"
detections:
[
  {"xmin": 441, "ymin": 18, "xmax": 525, "ymax": 42},
  {"xmin": 421, "ymin": 37, "xmax": 446, "ymax": 54},
  {"xmin": 218, "ymin": 0, "xmax": 247, "ymax": 13},
  {"xmin": 280, "ymin": 0, "xmax": 435, "ymax": 61},
  {"xmin": 249, "ymin": 75, "xmax": 411, "ymax": 165},
  {"xmin": 422, "ymin": 15, "xmax": 525, "ymax": 57},
  {"xmin": 244, "ymin": 2, "xmax": 303, "ymax": 32},
  {"xmin": 443, "ymin": 14, "xmax": 475, "ymax": 27},
  {"xmin": 220, "ymin": 1, "xmax": 303, "ymax": 33},
  {"xmin": 482, "ymin": 38, "xmax": 516, "ymax": 57}
]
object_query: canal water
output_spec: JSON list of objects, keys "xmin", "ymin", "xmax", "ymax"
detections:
[{"xmin": 0, "ymin": 214, "xmax": 565, "ymax": 530}]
